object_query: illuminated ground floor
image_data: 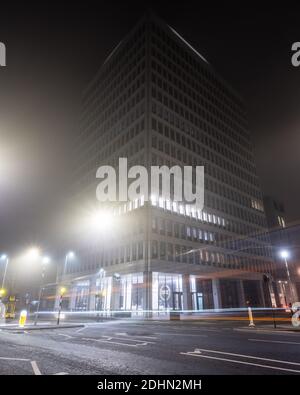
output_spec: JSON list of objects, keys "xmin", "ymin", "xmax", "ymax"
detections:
[{"xmin": 55, "ymin": 270, "xmax": 276, "ymax": 313}]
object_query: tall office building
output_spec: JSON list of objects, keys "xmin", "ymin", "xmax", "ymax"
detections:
[{"xmin": 59, "ymin": 14, "xmax": 276, "ymax": 313}]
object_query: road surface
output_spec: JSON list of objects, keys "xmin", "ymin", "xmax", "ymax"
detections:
[{"xmin": 0, "ymin": 319, "xmax": 299, "ymax": 375}]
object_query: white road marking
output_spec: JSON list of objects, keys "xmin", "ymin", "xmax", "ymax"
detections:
[
  {"xmin": 156, "ymin": 327, "xmax": 219, "ymax": 333},
  {"xmin": 235, "ymin": 328, "xmax": 299, "ymax": 335},
  {"xmin": 0, "ymin": 356, "xmax": 30, "ymax": 361},
  {"xmin": 75, "ymin": 326, "xmax": 86, "ymax": 333},
  {"xmin": 57, "ymin": 333, "xmax": 74, "ymax": 339},
  {"xmin": 54, "ymin": 372, "xmax": 69, "ymax": 375},
  {"xmin": 180, "ymin": 352, "xmax": 300, "ymax": 374},
  {"xmin": 106, "ymin": 336, "xmax": 155, "ymax": 344},
  {"xmin": 115, "ymin": 332, "xmax": 158, "ymax": 340},
  {"xmin": 157, "ymin": 332, "xmax": 208, "ymax": 337},
  {"xmin": 82, "ymin": 336, "xmax": 154, "ymax": 347},
  {"xmin": 82, "ymin": 337, "xmax": 140, "ymax": 347},
  {"xmin": 1, "ymin": 356, "xmax": 70, "ymax": 375},
  {"xmin": 191, "ymin": 348, "xmax": 300, "ymax": 366},
  {"xmin": 31, "ymin": 360, "xmax": 42, "ymax": 375},
  {"xmin": 248, "ymin": 338, "xmax": 300, "ymax": 345}
]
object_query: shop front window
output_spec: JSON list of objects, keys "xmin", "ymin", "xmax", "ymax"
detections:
[
  {"xmin": 152, "ymin": 272, "xmax": 183, "ymax": 311},
  {"xmin": 120, "ymin": 273, "xmax": 143, "ymax": 311},
  {"xmin": 74, "ymin": 281, "xmax": 90, "ymax": 311},
  {"xmin": 95, "ymin": 276, "xmax": 112, "ymax": 311}
]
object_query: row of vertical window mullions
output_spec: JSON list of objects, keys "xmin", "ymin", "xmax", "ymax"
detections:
[
  {"xmin": 151, "ymin": 22, "xmax": 240, "ymax": 106},
  {"xmin": 150, "ymin": 45, "xmax": 249, "ymax": 147},
  {"xmin": 150, "ymin": 69, "xmax": 251, "ymax": 163},
  {"xmin": 152, "ymin": 219, "xmax": 214, "ymax": 243},
  {"xmin": 151, "ymin": 125, "xmax": 258, "ymax": 208},
  {"xmin": 150, "ymin": 239, "xmax": 268, "ymax": 270},
  {"xmin": 84, "ymin": 62, "xmax": 145, "ymax": 129},
  {"xmin": 150, "ymin": 239, "xmax": 239, "ymax": 268},
  {"xmin": 150, "ymin": 199, "xmax": 226, "ymax": 227},
  {"xmin": 98, "ymin": 117, "xmax": 145, "ymax": 159},
  {"xmin": 151, "ymin": 87, "xmax": 255, "ymax": 182},
  {"xmin": 151, "ymin": 104, "xmax": 259, "ymax": 195},
  {"xmin": 151, "ymin": 127, "xmax": 266, "ymax": 229},
  {"xmin": 150, "ymin": 150, "xmax": 267, "ymax": 238},
  {"xmin": 79, "ymin": 104, "xmax": 146, "ymax": 179},
  {"xmin": 150, "ymin": 25, "xmax": 247, "ymax": 135},
  {"xmin": 89, "ymin": 87, "xmax": 146, "ymax": 153},
  {"xmin": 84, "ymin": 26, "xmax": 146, "ymax": 109}
]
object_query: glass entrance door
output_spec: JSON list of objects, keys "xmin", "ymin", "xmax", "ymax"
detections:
[
  {"xmin": 173, "ymin": 292, "xmax": 183, "ymax": 310},
  {"xmin": 191, "ymin": 291, "xmax": 203, "ymax": 310},
  {"xmin": 197, "ymin": 292, "xmax": 203, "ymax": 310}
]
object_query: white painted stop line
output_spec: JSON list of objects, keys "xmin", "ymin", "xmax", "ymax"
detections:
[
  {"xmin": 248, "ymin": 338, "xmax": 300, "ymax": 345},
  {"xmin": 0, "ymin": 356, "xmax": 30, "ymax": 361},
  {"xmin": 31, "ymin": 361, "xmax": 42, "ymax": 375},
  {"xmin": 180, "ymin": 348, "xmax": 300, "ymax": 374}
]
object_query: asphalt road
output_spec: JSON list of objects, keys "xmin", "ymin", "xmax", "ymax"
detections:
[{"xmin": 0, "ymin": 319, "xmax": 299, "ymax": 375}]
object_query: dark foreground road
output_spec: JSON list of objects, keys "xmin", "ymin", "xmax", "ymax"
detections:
[{"xmin": 0, "ymin": 320, "xmax": 299, "ymax": 375}]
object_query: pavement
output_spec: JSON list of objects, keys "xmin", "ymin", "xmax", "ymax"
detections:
[
  {"xmin": 0, "ymin": 323, "xmax": 84, "ymax": 332},
  {"xmin": 0, "ymin": 319, "xmax": 299, "ymax": 375}
]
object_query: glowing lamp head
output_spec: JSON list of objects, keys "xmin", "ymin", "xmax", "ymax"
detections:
[
  {"xmin": 60, "ymin": 287, "xmax": 67, "ymax": 295},
  {"xmin": 0, "ymin": 288, "xmax": 6, "ymax": 297},
  {"xmin": 26, "ymin": 247, "xmax": 40, "ymax": 260},
  {"xmin": 1, "ymin": 254, "xmax": 7, "ymax": 260},
  {"xmin": 280, "ymin": 250, "xmax": 290, "ymax": 259},
  {"xmin": 42, "ymin": 256, "xmax": 51, "ymax": 265},
  {"xmin": 89, "ymin": 209, "xmax": 114, "ymax": 233},
  {"xmin": 67, "ymin": 251, "xmax": 75, "ymax": 259}
]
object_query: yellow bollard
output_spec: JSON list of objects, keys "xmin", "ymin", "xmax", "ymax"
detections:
[
  {"xmin": 248, "ymin": 306, "xmax": 255, "ymax": 327},
  {"xmin": 19, "ymin": 310, "xmax": 27, "ymax": 328}
]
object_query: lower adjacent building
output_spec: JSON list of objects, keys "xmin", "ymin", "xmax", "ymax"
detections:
[{"xmin": 264, "ymin": 196, "xmax": 300, "ymax": 306}]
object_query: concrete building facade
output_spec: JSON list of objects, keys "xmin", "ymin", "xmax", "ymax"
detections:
[{"xmin": 57, "ymin": 14, "xmax": 276, "ymax": 313}]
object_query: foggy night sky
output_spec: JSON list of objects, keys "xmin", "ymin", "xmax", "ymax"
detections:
[{"xmin": 0, "ymin": 1, "xmax": 300, "ymax": 256}]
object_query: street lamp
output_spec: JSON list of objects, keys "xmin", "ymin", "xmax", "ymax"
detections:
[
  {"xmin": 26, "ymin": 247, "xmax": 40, "ymax": 260},
  {"xmin": 34, "ymin": 255, "xmax": 51, "ymax": 326},
  {"xmin": 98, "ymin": 269, "xmax": 106, "ymax": 304},
  {"xmin": 280, "ymin": 250, "xmax": 289, "ymax": 260},
  {"xmin": 0, "ymin": 287, "xmax": 6, "ymax": 302},
  {"xmin": 279, "ymin": 249, "xmax": 295, "ymax": 304},
  {"xmin": 87, "ymin": 209, "xmax": 115, "ymax": 234},
  {"xmin": 42, "ymin": 256, "xmax": 51, "ymax": 265},
  {"xmin": 95, "ymin": 269, "xmax": 106, "ymax": 320},
  {"xmin": 0, "ymin": 254, "xmax": 9, "ymax": 290},
  {"xmin": 63, "ymin": 251, "xmax": 75, "ymax": 276}
]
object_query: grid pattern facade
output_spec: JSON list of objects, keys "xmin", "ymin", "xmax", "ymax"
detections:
[{"xmin": 70, "ymin": 15, "xmax": 273, "ymax": 281}]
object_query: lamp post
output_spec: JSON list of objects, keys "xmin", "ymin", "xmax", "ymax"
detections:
[
  {"xmin": 34, "ymin": 255, "xmax": 50, "ymax": 326},
  {"xmin": 96, "ymin": 268, "xmax": 106, "ymax": 320},
  {"xmin": 0, "ymin": 288, "xmax": 6, "ymax": 323},
  {"xmin": 99, "ymin": 268, "xmax": 106, "ymax": 307},
  {"xmin": 63, "ymin": 251, "xmax": 75, "ymax": 276},
  {"xmin": 0, "ymin": 254, "xmax": 9, "ymax": 290},
  {"xmin": 0, "ymin": 288, "xmax": 6, "ymax": 303},
  {"xmin": 280, "ymin": 250, "xmax": 295, "ymax": 305},
  {"xmin": 57, "ymin": 287, "xmax": 66, "ymax": 325}
]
